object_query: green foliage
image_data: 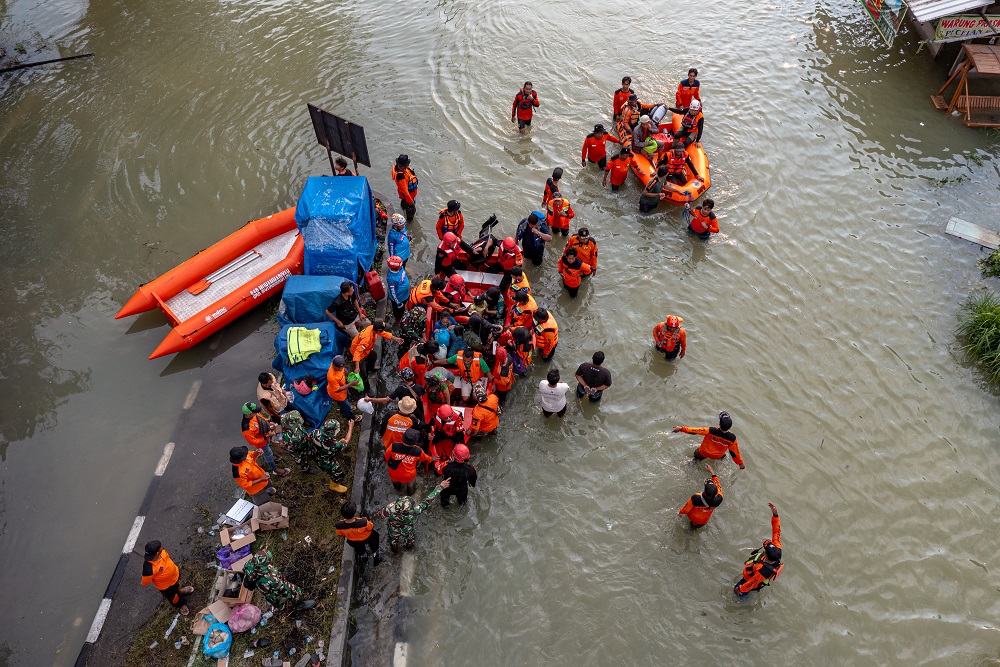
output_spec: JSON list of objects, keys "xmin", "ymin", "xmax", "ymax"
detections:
[
  {"xmin": 978, "ymin": 248, "xmax": 1000, "ymax": 278},
  {"xmin": 958, "ymin": 291, "xmax": 1000, "ymax": 384}
]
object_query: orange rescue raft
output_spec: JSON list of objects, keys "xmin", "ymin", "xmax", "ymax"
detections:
[
  {"xmin": 116, "ymin": 208, "xmax": 304, "ymax": 359},
  {"xmin": 630, "ymin": 113, "xmax": 711, "ymax": 204}
]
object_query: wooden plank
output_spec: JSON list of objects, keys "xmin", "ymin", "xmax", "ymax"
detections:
[
  {"xmin": 946, "ymin": 217, "xmax": 1000, "ymax": 249},
  {"xmin": 967, "ymin": 44, "xmax": 1000, "ymax": 75}
]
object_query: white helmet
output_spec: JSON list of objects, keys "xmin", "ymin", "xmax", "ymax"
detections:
[{"xmin": 689, "ymin": 99, "xmax": 702, "ymax": 111}]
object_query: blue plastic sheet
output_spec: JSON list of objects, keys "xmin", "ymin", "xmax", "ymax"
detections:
[
  {"xmin": 295, "ymin": 176, "xmax": 377, "ymax": 279},
  {"xmin": 277, "ymin": 274, "xmax": 355, "ymax": 328},
  {"xmin": 202, "ymin": 621, "xmax": 232, "ymax": 658},
  {"xmin": 271, "ymin": 322, "xmax": 346, "ymax": 427}
]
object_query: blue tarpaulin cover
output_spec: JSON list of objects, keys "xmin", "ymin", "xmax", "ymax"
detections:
[
  {"xmin": 271, "ymin": 322, "xmax": 345, "ymax": 428},
  {"xmin": 295, "ymin": 176, "xmax": 377, "ymax": 280},
  {"xmin": 277, "ymin": 275, "xmax": 355, "ymax": 328}
]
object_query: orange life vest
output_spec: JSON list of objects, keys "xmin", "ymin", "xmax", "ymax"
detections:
[
  {"xmin": 499, "ymin": 247, "xmax": 523, "ymax": 271},
  {"xmin": 690, "ymin": 209, "xmax": 717, "ymax": 235},
  {"xmin": 509, "ymin": 295, "xmax": 537, "ymax": 329},
  {"xmin": 456, "ymin": 352, "xmax": 485, "ymax": 383},
  {"xmin": 335, "ymin": 518, "xmax": 374, "ymax": 542},
  {"xmin": 392, "ymin": 165, "xmax": 418, "ymax": 197},
  {"xmin": 667, "ymin": 151, "xmax": 687, "ymax": 175},
  {"xmin": 681, "ymin": 111, "xmax": 703, "ymax": 132},
  {"xmin": 654, "ymin": 324, "xmax": 683, "ymax": 351},
  {"xmin": 532, "ymin": 314, "xmax": 559, "ymax": 354},
  {"xmin": 558, "ymin": 256, "xmax": 591, "ymax": 289},
  {"xmin": 470, "ymin": 394, "xmax": 500, "ymax": 433},
  {"xmin": 407, "ymin": 280, "xmax": 434, "ymax": 309},
  {"xmin": 566, "ymin": 237, "xmax": 597, "ymax": 269},
  {"xmin": 493, "ymin": 359, "xmax": 515, "ymax": 391},
  {"xmin": 437, "ymin": 209, "xmax": 464, "ymax": 237}
]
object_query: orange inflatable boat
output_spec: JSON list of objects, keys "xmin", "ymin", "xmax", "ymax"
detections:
[
  {"xmin": 630, "ymin": 112, "xmax": 711, "ymax": 205},
  {"xmin": 116, "ymin": 208, "xmax": 304, "ymax": 359}
]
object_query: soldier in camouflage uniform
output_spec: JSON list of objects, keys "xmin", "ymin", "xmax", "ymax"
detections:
[
  {"xmin": 374, "ymin": 479, "xmax": 450, "ymax": 552},
  {"xmin": 280, "ymin": 412, "xmax": 351, "ymax": 481},
  {"xmin": 398, "ymin": 304, "xmax": 428, "ymax": 347},
  {"xmin": 241, "ymin": 551, "xmax": 315, "ymax": 610}
]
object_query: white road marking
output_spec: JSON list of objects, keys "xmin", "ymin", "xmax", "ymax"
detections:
[
  {"xmin": 85, "ymin": 598, "xmax": 112, "ymax": 643},
  {"xmin": 182, "ymin": 380, "xmax": 201, "ymax": 409},
  {"xmin": 122, "ymin": 516, "xmax": 146, "ymax": 554},
  {"xmin": 154, "ymin": 442, "xmax": 175, "ymax": 476}
]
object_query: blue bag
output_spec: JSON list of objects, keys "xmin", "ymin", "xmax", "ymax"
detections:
[{"xmin": 202, "ymin": 621, "xmax": 232, "ymax": 658}]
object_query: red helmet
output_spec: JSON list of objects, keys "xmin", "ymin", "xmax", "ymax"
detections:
[
  {"xmin": 502, "ymin": 237, "xmax": 517, "ymax": 251},
  {"xmin": 387, "ymin": 255, "xmax": 404, "ymax": 270},
  {"xmin": 448, "ymin": 274, "xmax": 465, "ymax": 289},
  {"xmin": 442, "ymin": 232, "xmax": 458, "ymax": 247},
  {"xmin": 453, "ymin": 444, "xmax": 470, "ymax": 461},
  {"xmin": 666, "ymin": 315, "xmax": 681, "ymax": 328},
  {"xmin": 436, "ymin": 404, "xmax": 454, "ymax": 421}
]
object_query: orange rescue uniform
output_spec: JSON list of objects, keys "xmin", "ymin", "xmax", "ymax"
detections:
[
  {"xmin": 436, "ymin": 209, "xmax": 465, "ymax": 239},
  {"xmin": 653, "ymin": 322, "xmax": 687, "ymax": 356},
  {"xmin": 392, "ymin": 165, "xmax": 418, "ymax": 204},
  {"xmin": 141, "ymin": 549, "xmax": 180, "ymax": 590},
  {"xmin": 675, "ymin": 79, "xmax": 702, "ymax": 108},
  {"xmin": 679, "ymin": 426, "xmax": 744, "ymax": 466},
  {"xmin": 385, "ymin": 441, "xmax": 433, "ymax": 484},
  {"xmin": 604, "ymin": 153, "xmax": 632, "ymax": 187},
  {"xmin": 613, "ymin": 87, "xmax": 632, "ymax": 118},
  {"xmin": 234, "ymin": 451, "xmax": 270, "ymax": 495},
  {"xmin": 241, "ymin": 413, "xmax": 271, "ymax": 449},
  {"xmin": 546, "ymin": 198, "xmax": 575, "ymax": 232},
  {"xmin": 690, "ymin": 208, "xmax": 719, "ymax": 235},
  {"xmin": 558, "ymin": 255, "xmax": 592, "ymax": 289},
  {"xmin": 566, "ymin": 236, "xmax": 598, "ymax": 269},
  {"xmin": 509, "ymin": 295, "xmax": 538, "ymax": 329},
  {"xmin": 736, "ymin": 516, "xmax": 783, "ymax": 594},
  {"xmin": 469, "ymin": 394, "xmax": 500, "ymax": 434},
  {"xmin": 326, "ymin": 365, "xmax": 350, "ymax": 401},
  {"xmin": 678, "ymin": 475, "xmax": 724, "ymax": 526},
  {"xmin": 512, "ymin": 89, "xmax": 539, "ymax": 121},
  {"xmin": 533, "ymin": 313, "xmax": 559, "ymax": 356},
  {"xmin": 382, "ymin": 412, "xmax": 417, "ymax": 449},
  {"xmin": 582, "ymin": 133, "xmax": 619, "ymax": 163},
  {"xmin": 335, "ymin": 517, "xmax": 374, "ymax": 542},
  {"xmin": 350, "ymin": 325, "xmax": 394, "ymax": 363}
]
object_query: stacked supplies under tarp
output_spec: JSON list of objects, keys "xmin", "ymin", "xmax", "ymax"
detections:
[
  {"xmin": 271, "ymin": 322, "xmax": 340, "ymax": 427},
  {"xmin": 295, "ymin": 176, "xmax": 377, "ymax": 280},
  {"xmin": 276, "ymin": 274, "xmax": 355, "ymax": 330}
]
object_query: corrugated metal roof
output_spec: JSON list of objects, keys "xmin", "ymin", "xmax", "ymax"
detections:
[{"xmin": 907, "ymin": 0, "xmax": 995, "ymax": 23}]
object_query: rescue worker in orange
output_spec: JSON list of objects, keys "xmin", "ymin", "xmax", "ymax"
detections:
[
  {"xmin": 581, "ymin": 124, "xmax": 619, "ymax": 171},
  {"xmin": 675, "ymin": 68, "xmax": 701, "ymax": 109},
  {"xmin": 350, "ymin": 319, "xmax": 402, "ymax": 374},
  {"xmin": 672, "ymin": 411, "xmax": 745, "ymax": 469},
  {"xmin": 558, "ymin": 246, "xmax": 592, "ymax": 299},
  {"xmin": 385, "ymin": 427, "xmax": 435, "ymax": 495},
  {"xmin": 546, "ymin": 192, "xmax": 575, "ymax": 237},
  {"xmin": 612, "ymin": 76, "xmax": 633, "ymax": 120},
  {"xmin": 241, "ymin": 401, "xmax": 289, "ymax": 476},
  {"xmin": 619, "ymin": 93, "xmax": 656, "ymax": 132},
  {"xmin": 337, "ymin": 501, "xmax": 382, "ymax": 566},
  {"xmin": 381, "ymin": 396, "xmax": 420, "ymax": 450},
  {"xmin": 327, "ymin": 354, "xmax": 363, "ymax": 421},
  {"xmin": 492, "ymin": 347, "xmax": 516, "ymax": 404},
  {"xmin": 678, "ymin": 464, "xmax": 723, "ymax": 528},
  {"xmin": 509, "ymin": 290, "xmax": 538, "ymax": 329},
  {"xmin": 498, "ymin": 237, "xmax": 523, "ymax": 272},
  {"xmin": 430, "ymin": 405, "xmax": 465, "ymax": 473},
  {"xmin": 506, "ymin": 265, "xmax": 531, "ymax": 304},
  {"xmin": 399, "ymin": 341, "xmax": 439, "ymax": 387},
  {"xmin": 435, "ymin": 232, "xmax": 474, "ymax": 277},
  {"xmin": 467, "ymin": 384, "xmax": 501, "ymax": 438},
  {"xmin": 437, "ymin": 346, "xmax": 491, "ymax": 400},
  {"xmin": 230, "ymin": 445, "xmax": 276, "ymax": 498},
  {"xmin": 542, "ymin": 167, "xmax": 563, "ymax": 205},
  {"xmin": 141, "ymin": 540, "xmax": 194, "ymax": 615},
  {"xmin": 602, "ymin": 147, "xmax": 632, "ymax": 191},
  {"xmin": 392, "ymin": 154, "xmax": 418, "ymax": 222},
  {"xmin": 436, "ymin": 200, "xmax": 465, "ymax": 240},
  {"xmin": 685, "ymin": 199, "xmax": 719, "ymax": 239},
  {"xmin": 734, "ymin": 502, "xmax": 783, "ymax": 596},
  {"xmin": 653, "ymin": 314, "xmax": 687, "ymax": 360},
  {"xmin": 565, "ymin": 228, "xmax": 598, "ymax": 270},
  {"xmin": 669, "ymin": 99, "xmax": 704, "ymax": 146},
  {"xmin": 660, "ymin": 142, "xmax": 699, "ymax": 187},
  {"xmin": 532, "ymin": 307, "xmax": 559, "ymax": 362},
  {"xmin": 511, "ymin": 81, "xmax": 539, "ymax": 133}
]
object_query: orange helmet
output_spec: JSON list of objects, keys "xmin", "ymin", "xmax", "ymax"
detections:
[
  {"xmin": 502, "ymin": 237, "xmax": 517, "ymax": 251},
  {"xmin": 387, "ymin": 255, "xmax": 404, "ymax": 271},
  {"xmin": 436, "ymin": 404, "xmax": 454, "ymax": 421},
  {"xmin": 453, "ymin": 444, "xmax": 470, "ymax": 461},
  {"xmin": 442, "ymin": 232, "xmax": 458, "ymax": 247},
  {"xmin": 448, "ymin": 274, "xmax": 465, "ymax": 289},
  {"xmin": 666, "ymin": 315, "xmax": 681, "ymax": 328}
]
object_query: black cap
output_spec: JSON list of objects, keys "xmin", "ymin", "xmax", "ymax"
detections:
[
  {"xmin": 628, "ymin": 93, "xmax": 637, "ymax": 101},
  {"xmin": 447, "ymin": 200, "xmax": 460, "ymax": 212},
  {"xmin": 719, "ymin": 411, "xmax": 733, "ymax": 430},
  {"xmin": 764, "ymin": 544, "xmax": 782, "ymax": 561},
  {"xmin": 403, "ymin": 428, "xmax": 421, "ymax": 445},
  {"xmin": 396, "ymin": 154, "xmax": 410, "ymax": 166},
  {"xmin": 230, "ymin": 445, "xmax": 249, "ymax": 464},
  {"xmin": 594, "ymin": 124, "xmax": 605, "ymax": 133},
  {"xmin": 144, "ymin": 540, "xmax": 162, "ymax": 558}
]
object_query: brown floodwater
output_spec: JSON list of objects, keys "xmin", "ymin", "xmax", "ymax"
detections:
[{"xmin": 3, "ymin": 0, "xmax": 1000, "ymax": 665}]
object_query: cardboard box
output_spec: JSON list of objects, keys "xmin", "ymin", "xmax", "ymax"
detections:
[
  {"xmin": 219, "ymin": 570, "xmax": 253, "ymax": 607},
  {"xmin": 219, "ymin": 522, "xmax": 256, "ymax": 550},
  {"xmin": 252, "ymin": 501, "xmax": 289, "ymax": 531},
  {"xmin": 192, "ymin": 600, "xmax": 232, "ymax": 635},
  {"xmin": 224, "ymin": 498, "xmax": 256, "ymax": 526}
]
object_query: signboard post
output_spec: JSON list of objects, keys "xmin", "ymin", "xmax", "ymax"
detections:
[
  {"xmin": 307, "ymin": 104, "xmax": 371, "ymax": 175},
  {"xmin": 860, "ymin": 0, "xmax": 908, "ymax": 47},
  {"xmin": 933, "ymin": 14, "xmax": 1000, "ymax": 43}
]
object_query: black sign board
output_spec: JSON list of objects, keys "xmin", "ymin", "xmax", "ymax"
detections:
[{"xmin": 307, "ymin": 103, "xmax": 371, "ymax": 174}]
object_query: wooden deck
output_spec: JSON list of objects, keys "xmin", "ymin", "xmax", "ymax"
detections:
[
  {"xmin": 945, "ymin": 217, "xmax": 1000, "ymax": 250},
  {"xmin": 933, "ymin": 44, "xmax": 1000, "ymax": 127}
]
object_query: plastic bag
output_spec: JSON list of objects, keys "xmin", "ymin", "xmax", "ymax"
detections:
[
  {"xmin": 346, "ymin": 371, "xmax": 365, "ymax": 393},
  {"xmin": 202, "ymin": 622, "xmax": 232, "ymax": 658},
  {"xmin": 216, "ymin": 544, "xmax": 252, "ymax": 570},
  {"xmin": 357, "ymin": 397, "xmax": 374, "ymax": 415},
  {"xmin": 227, "ymin": 603, "xmax": 262, "ymax": 633}
]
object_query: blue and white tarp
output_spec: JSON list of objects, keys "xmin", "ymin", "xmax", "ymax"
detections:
[
  {"xmin": 277, "ymin": 274, "xmax": 355, "ymax": 329},
  {"xmin": 271, "ymin": 322, "xmax": 344, "ymax": 427},
  {"xmin": 294, "ymin": 176, "xmax": 377, "ymax": 279}
]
